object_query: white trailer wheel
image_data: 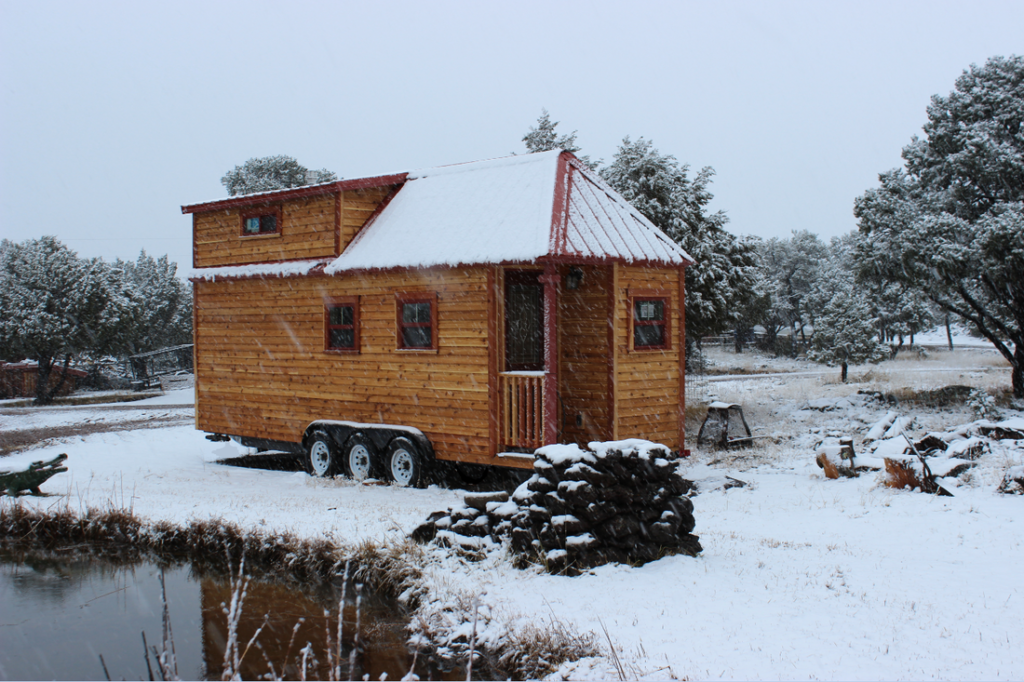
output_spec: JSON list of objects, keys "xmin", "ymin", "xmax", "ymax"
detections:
[
  {"xmin": 305, "ymin": 432, "xmax": 338, "ymax": 478},
  {"xmin": 385, "ymin": 437, "xmax": 426, "ymax": 488},
  {"xmin": 348, "ymin": 443, "xmax": 372, "ymax": 481},
  {"xmin": 342, "ymin": 434, "xmax": 378, "ymax": 482}
]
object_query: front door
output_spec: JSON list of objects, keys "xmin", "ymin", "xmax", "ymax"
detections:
[{"xmin": 504, "ymin": 271, "xmax": 544, "ymax": 371}]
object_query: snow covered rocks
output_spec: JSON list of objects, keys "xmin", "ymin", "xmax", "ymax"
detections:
[{"xmin": 411, "ymin": 440, "xmax": 701, "ymax": 575}]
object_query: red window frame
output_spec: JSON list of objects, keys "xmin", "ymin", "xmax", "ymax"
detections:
[
  {"xmin": 629, "ymin": 290, "xmax": 671, "ymax": 351},
  {"xmin": 240, "ymin": 205, "xmax": 282, "ymax": 237},
  {"xmin": 396, "ymin": 292, "xmax": 438, "ymax": 351},
  {"xmin": 324, "ymin": 296, "xmax": 359, "ymax": 353}
]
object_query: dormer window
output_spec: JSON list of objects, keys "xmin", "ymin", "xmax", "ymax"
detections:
[{"xmin": 240, "ymin": 206, "xmax": 281, "ymax": 236}]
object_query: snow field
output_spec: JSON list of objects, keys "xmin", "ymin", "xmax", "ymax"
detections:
[
  {"xmin": 2, "ymin": 360, "xmax": 1023, "ymax": 680},
  {"xmin": 1, "ymin": 426, "xmax": 464, "ymax": 545},
  {"xmin": 415, "ymin": 453, "xmax": 1022, "ymax": 680}
]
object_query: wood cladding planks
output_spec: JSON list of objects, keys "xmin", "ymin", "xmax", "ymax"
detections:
[
  {"xmin": 613, "ymin": 265, "xmax": 683, "ymax": 451},
  {"xmin": 558, "ymin": 264, "xmax": 612, "ymax": 445},
  {"xmin": 194, "ymin": 268, "xmax": 494, "ymax": 463},
  {"xmin": 193, "ymin": 258, "xmax": 685, "ymax": 466},
  {"xmin": 193, "ymin": 188, "xmax": 392, "ymax": 268}
]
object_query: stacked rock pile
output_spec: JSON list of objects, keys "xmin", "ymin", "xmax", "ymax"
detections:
[{"xmin": 412, "ymin": 439, "xmax": 701, "ymax": 574}]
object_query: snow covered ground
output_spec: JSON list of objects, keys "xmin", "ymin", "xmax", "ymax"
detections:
[{"xmin": 2, "ymin": 352, "xmax": 1022, "ymax": 680}]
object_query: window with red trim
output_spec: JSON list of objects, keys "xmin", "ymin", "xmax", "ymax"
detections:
[
  {"xmin": 396, "ymin": 294, "xmax": 437, "ymax": 350},
  {"xmin": 325, "ymin": 297, "xmax": 359, "ymax": 352},
  {"xmin": 632, "ymin": 297, "xmax": 668, "ymax": 350},
  {"xmin": 240, "ymin": 206, "xmax": 281, "ymax": 236}
]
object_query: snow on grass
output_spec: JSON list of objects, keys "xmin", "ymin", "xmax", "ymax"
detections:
[
  {"xmin": 0, "ymin": 404, "xmax": 190, "ymax": 435},
  {"xmin": 416, "ymin": 449, "xmax": 1023, "ymax": 680},
  {"xmin": 2, "ymin": 426, "xmax": 463, "ymax": 544},
  {"xmin": 2, "ymin": 347, "xmax": 1022, "ymax": 679},
  {"xmin": 130, "ymin": 387, "xmax": 194, "ymax": 405}
]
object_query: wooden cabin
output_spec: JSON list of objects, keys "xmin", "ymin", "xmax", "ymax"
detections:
[{"xmin": 183, "ymin": 151, "xmax": 694, "ymax": 486}]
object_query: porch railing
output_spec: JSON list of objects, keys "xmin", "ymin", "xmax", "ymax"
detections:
[{"xmin": 499, "ymin": 372, "xmax": 545, "ymax": 450}]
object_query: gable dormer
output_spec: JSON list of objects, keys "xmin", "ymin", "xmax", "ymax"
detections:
[{"xmin": 183, "ymin": 175, "xmax": 405, "ymax": 268}]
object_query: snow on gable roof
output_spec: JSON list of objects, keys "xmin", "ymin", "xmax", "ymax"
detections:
[
  {"xmin": 325, "ymin": 151, "xmax": 693, "ymax": 273},
  {"xmin": 557, "ymin": 157, "xmax": 693, "ymax": 264},
  {"xmin": 326, "ymin": 151, "xmax": 561, "ymax": 273}
]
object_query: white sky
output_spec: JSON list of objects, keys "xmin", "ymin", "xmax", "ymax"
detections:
[{"xmin": 1, "ymin": 0, "xmax": 1021, "ymax": 279}]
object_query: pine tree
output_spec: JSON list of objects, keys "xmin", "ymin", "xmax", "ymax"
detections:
[
  {"xmin": 521, "ymin": 109, "xmax": 597, "ymax": 169},
  {"xmin": 755, "ymin": 231, "xmax": 829, "ymax": 355},
  {"xmin": 806, "ymin": 246, "xmax": 888, "ymax": 382},
  {"xmin": 600, "ymin": 137, "xmax": 760, "ymax": 344},
  {"xmin": 862, "ymin": 280, "xmax": 934, "ymax": 357},
  {"xmin": 0, "ymin": 237, "xmax": 141, "ymax": 403},
  {"xmin": 114, "ymin": 250, "xmax": 192, "ymax": 354},
  {"xmin": 854, "ymin": 55, "xmax": 1024, "ymax": 397},
  {"xmin": 220, "ymin": 155, "xmax": 338, "ymax": 196}
]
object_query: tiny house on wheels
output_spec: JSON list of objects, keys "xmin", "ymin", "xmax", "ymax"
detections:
[{"xmin": 183, "ymin": 150, "xmax": 694, "ymax": 486}]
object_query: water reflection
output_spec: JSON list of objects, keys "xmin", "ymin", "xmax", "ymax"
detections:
[{"xmin": 0, "ymin": 550, "xmax": 457, "ymax": 681}]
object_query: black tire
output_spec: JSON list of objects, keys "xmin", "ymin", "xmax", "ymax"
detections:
[
  {"xmin": 305, "ymin": 431, "xmax": 340, "ymax": 478},
  {"xmin": 385, "ymin": 436, "xmax": 427, "ymax": 488},
  {"xmin": 342, "ymin": 433, "xmax": 378, "ymax": 482}
]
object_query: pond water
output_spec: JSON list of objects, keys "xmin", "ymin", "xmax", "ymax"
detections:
[{"xmin": 0, "ymin": 550, "xmax": 458, "ymax": 681}]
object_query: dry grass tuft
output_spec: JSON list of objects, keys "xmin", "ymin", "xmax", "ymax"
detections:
[
  {"xmin": 495, "ymin": 617, "xmax": 601, "ymax": 680},
  {"xmin": 349, "ymin": 538, "xmax": 424, "ymax": 602},
  {"xmin": 883, "ymin": 458, "xmax": 930, "ymax": 492}
]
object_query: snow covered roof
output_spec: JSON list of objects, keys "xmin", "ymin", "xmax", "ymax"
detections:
[
  {"xmin": 182, "ymin": 151, "xmax": 694, "ymax": 275},
  {"xmin": 326, "ymin": 150, "xmax": 693, "ymax": 273},
  {"xmin": 191, "ymin": 258, "xmax": 330, "ymax": 282}
]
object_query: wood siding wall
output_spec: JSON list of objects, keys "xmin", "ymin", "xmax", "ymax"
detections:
[
  {"xmin": 557, "ymin": 264, "xmax": 612, "ymax": 444},
  {"xmin": 612, "ymin": 265, "xmax": 683, "ymax": 451},
  {"xmin": 193, "ymin": 188, "xmax": 392, "ymax": 268},
  {"xmin": 194, "ymin": 268, "xmax": 492, "ymax": 463},
  {"xmin": 339, "ymin": 187, "xmax": 392, "ymax": 254}
]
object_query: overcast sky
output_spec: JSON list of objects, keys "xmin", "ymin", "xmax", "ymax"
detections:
[{"xmin": 2, "ymin": 0, "xmax": 1021, "ymax": 278}]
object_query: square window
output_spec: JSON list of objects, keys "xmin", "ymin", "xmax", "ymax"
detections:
[
  {"xmin": 325, "ymin": 298, "xmax": 359, "ymax": 352},
  {"xmin": 632, "ymin": 296, "xmax": 669, "ymax": 350},
  {"xmin": 240, "ymin": 207, "xmax": 281, "ymax": 236},
  {"xmin": 396, "ymin": 294, "xmax": 437, "ymax": 350}
]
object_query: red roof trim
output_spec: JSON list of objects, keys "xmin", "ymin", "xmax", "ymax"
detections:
[
  {"xmin": 549, "ymin": 152, "xmax": 572, "ymax": 255},
  {"xmin": 181, "ymin": 173, "xmax": 409, "ymax": 214},
  {"xmin": 190, "ymin": 256, "xmax": 687, "ymax": 283}
]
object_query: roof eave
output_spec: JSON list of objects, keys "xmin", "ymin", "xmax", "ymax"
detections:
[{"xmin": 181, "ymin": 173, "xmax": 409, "ymax": 214}]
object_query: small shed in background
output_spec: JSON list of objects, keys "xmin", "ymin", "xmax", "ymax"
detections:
[{"xmin": 0, "ymin": 361, "xmax": 88, "ymax": 399}]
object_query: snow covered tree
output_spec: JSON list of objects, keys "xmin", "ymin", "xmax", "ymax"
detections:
[
  {"xmin": 806, "ymin": 244, "xmax": 889, "ymax": 382},
  {"xmin": 729, "ymin": 239, "xmax": 772, "ymax": 353},
  {"xmin": 854, "ymin": 55, "xmax": 1024, "ymax": 397},
  {"xmin": 601, "ymin": 137, "xmax": 761, "ymax": 345},
  {"xmin": 220, "ymin": 155, "xmax": 338, "ymax": 196},
  {"xmin": 521, "ymin": 109, "xmax": 597, "ymax": 169},
  {"xmin": 0, "ymin": 237, "xmax": 141, "ymax": 404},
  {"xmin": 754, "ymin": 231, "xmax": 829, "ymax": 355},
  {"xmin": 862, "ymin": 280, "xmax": 934, "ymax": 358},
  {"xmin": 114, "ymin": 250, "xmax": 192, "ymax": 354}
]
